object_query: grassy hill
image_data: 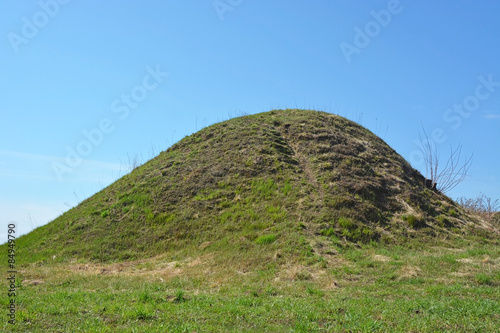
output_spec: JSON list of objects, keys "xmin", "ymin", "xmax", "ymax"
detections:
[
  {"xmin": 2, "ymin": 109, "xmax": 498, "ymax": 332},
  {"xmin": 14, "ymin": 109, "xmax": 495, "ymax": 264}
]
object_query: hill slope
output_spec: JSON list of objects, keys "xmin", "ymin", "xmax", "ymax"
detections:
[{"xmin": 15, "ymin": 109, "xmax": 496, "ymax": 266}]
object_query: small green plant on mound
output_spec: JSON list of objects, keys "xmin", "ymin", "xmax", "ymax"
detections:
[
  {"xmin": 173, "ymin": 289, "xmax": 186, "ymax": 303},
  {"xmin": 321, "ymin": 227, "xmax": 335, "ymax": 237},
  {"xmin": 436, "ymin": 215, "xmax": 450, "ymax": 228},
  {"xmin": 139, "ymin": 291, "xmax": 153, "ymax": 303},
  {"xmin": 475, "ymin": 274, "xmax": 493, "ymax": 286},
  {"xmin": 255, "ymin": 234, "xmax": 276, "ymax": 245},
  {"xmin": 306, "ymin": 285, "xmax": 325, "ymax": 296},
  {"xmin": 134, "ymin": 307, "xmax": 155, "ymax": 321},
  {"xmin": 338, "ymin": 217, "xmax": 354, "ymax": 230},
  {"xmin": 252, "ymin": 179, "xmax": 277, "ymax": 199},
  {"xmin": 281, "ymin": 180, "xmax": 292, "ymax": 196},
  {"xmin": 336, "ymin": 217, "xmax": 378, "ymax": 243},
  {"xmin": 402, "ymin": 214, "xmax": 425, "ymax": 229}
]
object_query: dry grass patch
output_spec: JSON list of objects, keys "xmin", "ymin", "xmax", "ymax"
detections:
[
  {"xmin": 373, "ymin": 254, "xmax": 391, "ymax": 262},
  {"xmin": 399, "ymin": 265, "xmax": 422, "ymax": 279}
]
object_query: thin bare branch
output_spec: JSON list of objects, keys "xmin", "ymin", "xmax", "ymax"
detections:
[
  {"xmin": 418, "ymin": 127, "xmax": 473, "ymax": 193},
  {"xmin": 457, "ymin": 193, "xmax": 499, "ymax": 219}
]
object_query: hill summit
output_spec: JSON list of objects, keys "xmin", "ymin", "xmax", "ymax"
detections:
[{"xmin": 18, "ymin": 109, "xmax": 494, "ymax": 266}]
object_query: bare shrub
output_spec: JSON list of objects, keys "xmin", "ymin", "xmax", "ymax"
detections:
[
  {"xmin": 126, "ymin": 153, "xmax": 143, "ymax": 172},
  {"xmin": 457, "ymin": 193, "xmax": 499, "ymax": 220},
  {"xmin": 419, "ymin": 127, "xmax": 473, "ymax": 193}
]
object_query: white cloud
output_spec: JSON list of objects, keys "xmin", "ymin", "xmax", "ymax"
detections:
[
  {"xmin": 0, "ymin": 150, "xmax": 124, "ymax": 182},
  {"xmin": 0, "ymin": 201, "xmax": 68, "ymax": 241},
  {"xmin": 481, "ymin": 112, "xmax": 500, "ymax": 120},
  {"xmin": 0, "ymin": 150, "xmax": 122, "ymax": 170}
]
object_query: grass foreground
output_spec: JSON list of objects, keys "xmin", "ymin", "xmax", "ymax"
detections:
[{"xmin": 2, "ymin": 239, "xmax": 499, "ymax": 332}]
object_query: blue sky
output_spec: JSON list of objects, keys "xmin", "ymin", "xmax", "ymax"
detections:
[{"xmin": 1, "ymin": 0, "xmax": 499, "ymax": 237}]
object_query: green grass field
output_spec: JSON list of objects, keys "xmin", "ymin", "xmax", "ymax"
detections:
[{"xmin": 2, "ymin": 238, "xmax": 498, "ymax": 332}]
